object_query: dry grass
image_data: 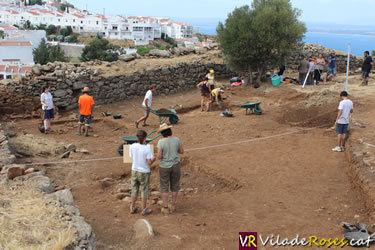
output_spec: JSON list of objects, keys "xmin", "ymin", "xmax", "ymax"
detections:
[
  {"xmin": 92, "ymin": 50, "xmax": 223, "ymax": 77},
  {"xmin": 77, "ymin": 34, "xmax": 135, "ymax": 47},
  {"xmin": 0, "ymin": 184, "xmax": 76, "ymax": 249}
]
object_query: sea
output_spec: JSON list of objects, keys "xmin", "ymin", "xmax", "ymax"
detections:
[{"xmin": 191, "ymin": 23, "xmax": 374, "ymax": 56}]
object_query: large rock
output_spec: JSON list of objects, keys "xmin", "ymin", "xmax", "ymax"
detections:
[
  {"xmin": 134, "ymin": 219, "xmax": 154, "ymax": 239},
  {"xmin": 54, "ymin": 89, "xmax": 67, "ymax": 98},
  {"xmin": 32, "ymin": 65, "xmax": 42, "ymax": 76},
  {"xmin": 71, "ymin": 216, "xmax": 96, "ymax": 249},
  {"xmin": 73, "ymin": 81, "xmax": 85, "ymax": 90},
  {"xmin": 119, "ymin": 54, "xmax": 136, "ymax": 62},
  {"xmin": 148, "ymin": 49, "xmax": 171, "ymax": 58},
  {"xmin": 25, "ymin": 175, "xmax": 55, "ymax": 193},
  {"xmin": 7, "ymin": 165, "xmax": 25, "ymax": 180},
  {"xmin": 46, "ymin": 189, "xmax": 74, "ymax": 206}
]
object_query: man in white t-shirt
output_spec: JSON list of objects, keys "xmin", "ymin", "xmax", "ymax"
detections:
[
  {"xmin": 129, "ymin": 130, "xmax": 155, "ymax": 215},
  {"xmin": 332, "ymin": 91, "xmax": 353, "ymax": 152},
  {"xmin": 40, "ymin": 86, "xmax": 54, "ymax": 134},
  {"xmin": 136, "ymin": 85, "xmax": 156, "ymax": 128}
]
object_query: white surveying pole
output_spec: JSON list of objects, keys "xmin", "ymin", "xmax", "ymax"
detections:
[{"xmin": 345, "ymin": 43, "xmax": 351, "ymax": 92}]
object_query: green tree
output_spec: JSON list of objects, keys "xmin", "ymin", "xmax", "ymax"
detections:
[
  {"xmin": 29, "ymin": 0, "xmax": 42, "ymax": 5},
  {"xmin": 46, "ymin": 24, "xmax": 57, "ymax": 35},
  {"xmin": 33, "ymin": 38, "xmax": 66, "ymax": 64},
  {"xmin": 217, "ymin": 0, "xmax": 306, "ymax": 83},
  {"xmin": 49, "ymin": 46, "xmax": 66, "ymax": 62},
  {"xmin": 80, "ymin": 38, "xmax": 119, "ymax": 62},
  {"xmin": 32, "ymin": 38, "xmax": 50, "ymax": 65},
  {"xmin": 60, "ymin": 3, "xmax": 74, "ymax": 12},
  {"xmin": 0, "ymin": 30, "xmax": 4, "ymax": 39},
  {"xmin": 196, "ymin": 33, "xmax": 204, "ymax": 42}
]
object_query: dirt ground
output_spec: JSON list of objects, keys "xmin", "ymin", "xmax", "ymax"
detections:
[{"xmin": 6, "ymin": 73, "xmax": 375, "ymax": 249}]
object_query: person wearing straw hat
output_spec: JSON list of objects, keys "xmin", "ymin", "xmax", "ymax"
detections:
[
  {"xmin": 76, "ymin": 87, "xmax": 95, "ymax": 137},
  {"xmin": 156, "ymin": 123, "xmax": 184, "ymax": 215}
]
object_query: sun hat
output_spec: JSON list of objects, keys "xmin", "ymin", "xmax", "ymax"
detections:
[
  {"xmin": 219, "ymin": 89, "xmax": 224, "ymax": 93},
  {"xmin": 209, "ymin": 69, "xmax": 214, "ymax": 73},
  {"xmin": 82, "ymin": 87, "xmax": 90, "ymax": 93},
  {"xmin": 158, "ymin": 123, "xmax": 172, "ymax": 133}
]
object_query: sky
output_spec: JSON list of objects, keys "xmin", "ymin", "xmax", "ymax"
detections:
[{"xmin": 68, "ymin": 0, "xmax": 375, "ymax": 27}]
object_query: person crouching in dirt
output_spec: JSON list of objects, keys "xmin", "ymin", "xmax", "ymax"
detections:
[
  {"xmin": 211, "ymin": 88, "xmax": 224, "ymax": 109},
  {"xmin": 129, "ymin": 130, "xmax": 155, "ymax": 216},
  {"xmin": 157, "ymin": 123, "xmax": 184, "ymax": 215},
  {"xmin": 76, "ymin": 87, "xmax": 95, "ymax": 137},
  {"xmin": 332, "ymin": 91, "xmax": 353, "ymax": 152},
  {"xmin": 196, "ymin": 78, "xmax": 211, "ymax": 112}
]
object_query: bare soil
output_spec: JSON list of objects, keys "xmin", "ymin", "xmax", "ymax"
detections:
[{"xmin": 6, "ymin": 74, "xmax": 375, "ymax": 249}]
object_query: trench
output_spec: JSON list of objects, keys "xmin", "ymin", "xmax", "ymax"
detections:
[{"xmin": 3, "ymin": 86, "xmax": 372, "ymax": 249}]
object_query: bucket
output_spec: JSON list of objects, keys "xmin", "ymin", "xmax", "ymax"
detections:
[{"xmin": 272, "ymin": 75, "xmax": 280, "ymax": 86}]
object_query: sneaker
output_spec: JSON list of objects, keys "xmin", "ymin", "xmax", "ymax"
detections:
[
  {"xmin": 141, "ymin": 208, "xmax": 152, "ymax": 216},
  {"xmin": 130, "ymin": 207, "xmax": 138, "ymax": 214},
  {"xmin": 168, "ymin": 204, "xmax": 176, "ymax": 213},
  {"xmin": 341, "ymin": 146, "xmax": 345, "ymax": 151},
  {"xmin": 332, "ymin": 146, "xmax": 342, "ymax": 152},
  {"xmin": 142, "ymin": 123, "xmax": 149, "ymax": 127},
  {"xmin": 161, "ymin": 207, "xmax": 169, "ymax": 215},
  {"xmin": 135, "ymin": 121, "xmax": 139, "ymax": 128},
  {"xmin": 84, "ymin": 132, "xmax": 88, "ymax": 137}
]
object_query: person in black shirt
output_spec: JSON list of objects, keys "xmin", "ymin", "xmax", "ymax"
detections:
[{"xmin": 362, "ymin": 51, "xmax": 373, "ymax": 86}]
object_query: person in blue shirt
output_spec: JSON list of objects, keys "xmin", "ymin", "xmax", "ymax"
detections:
[{"xmin": 327, "ymin": 53, "xmax": 336, "ymax": 81}]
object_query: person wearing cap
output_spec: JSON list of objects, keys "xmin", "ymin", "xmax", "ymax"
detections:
[
  {"xmin": 211, "ymin": 87, "xmax": 224, "ymax": 108},
  {"xmin": 76, "ymin": 87, "xmax": 95, "ymax": 137},
  {"xmin": 156, "ymin": 123, "xmax": 184, "ymax": 215},
  {"xmin": 206, "ymin": 69, "xmax": 216, "ymax": 101},
  {"xmin": 129, "ymin": 130, "xmax": 155, "ymax": 216},
  {"xmin": 136, "ymin": 85, "xmax": 157, "ymax": 128}
]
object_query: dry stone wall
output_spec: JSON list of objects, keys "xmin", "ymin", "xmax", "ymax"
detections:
[
  {"xmin": 287, "ymin": 43, "xmax": 363, "ymax": 73},
  {"xmin": 0, "ymin": 61, "xmax": 232, "ymax": 114}
]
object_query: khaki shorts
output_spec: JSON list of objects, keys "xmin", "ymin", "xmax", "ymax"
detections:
[
  {"xmin": 159, "ymin": 163, "xmax": 181, "ymax": 193},
  {"xmin": 131, "ymin": 170, "xmax": 150, "ymax": 198}
]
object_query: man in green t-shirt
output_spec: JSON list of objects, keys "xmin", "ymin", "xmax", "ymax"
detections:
[{"xmin": 157, "ymin": 123, "xmax": 184, "ymax": 215}]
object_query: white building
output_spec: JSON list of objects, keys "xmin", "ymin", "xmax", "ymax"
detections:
[
  {"xmin": 161, "ymin": 21, "xmax": 193, "ymax": 39},
  {"xmin": 0, "ymin": 1, "xmax": 193, "ymax": 43},
  {"xmin": 0, "ymin": 41, "xmax": 33, "ymax": 65}
]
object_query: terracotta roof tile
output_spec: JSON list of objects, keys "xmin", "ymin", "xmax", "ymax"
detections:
[{"xmin": 0, "ymin": 41, "xmax": 32, "ymax": 46}]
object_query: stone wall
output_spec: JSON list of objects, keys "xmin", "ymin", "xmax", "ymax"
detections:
[
  {"xmin": 0, "ymin": 61, "xmax": 232, "ymax": 114},
  {"xmin": 287, "ymin": 43, "xmax": 363, "ymax": 73}
]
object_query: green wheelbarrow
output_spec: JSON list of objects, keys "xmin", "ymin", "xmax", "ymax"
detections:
[
  {"xmin": 117, "ymin": 130, "xmax": 161, "ymax": 155},
  {"xmin": 233, "ymin": 99, "xmax": 262, "ymax": 115},
  {"xmin": 150, "ymin": 108, "xmax": 179, "ymax": 125}
]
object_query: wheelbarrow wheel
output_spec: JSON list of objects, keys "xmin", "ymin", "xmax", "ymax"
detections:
[
  {"xmin": 118, "ymin": 143, "xmax": 125, "ymax": 156},
  {"xmin": 255, "ymin": 108, "xmax": 262, "ymax": 115},
  {"xmin": 169, "ymin": 115, "xmax": 179, "ymax": 124}
]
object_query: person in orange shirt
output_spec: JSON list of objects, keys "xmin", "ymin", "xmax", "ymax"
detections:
[{"xmin": 76, "ymin": 87, "xmax": 95, "ymax": 137}]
